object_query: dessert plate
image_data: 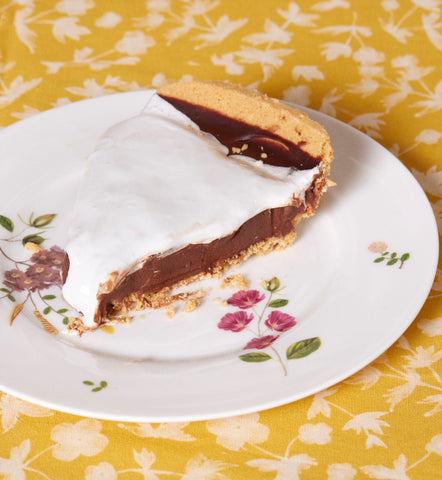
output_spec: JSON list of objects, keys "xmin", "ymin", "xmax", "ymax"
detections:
[{"xmin": 0, "ymin": 91, "xmax": 438, "ymax": 422}]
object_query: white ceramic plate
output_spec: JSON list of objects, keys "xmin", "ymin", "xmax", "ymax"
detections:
[{"xmin": 0, "ymin": 91, "xmax": 438, "ymax": 422}]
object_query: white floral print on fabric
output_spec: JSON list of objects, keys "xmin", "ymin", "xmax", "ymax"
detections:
[
  {"xmin": 84, "ymin": 451, "xmax": 231, "ymax": 480},
  {"xmin": 180, "ymin": 453, "xmax": 231, "ymax": 480},
  {"xmin": 85, "ymin": 461, "xmax": 118, "ymax": 480},
  {"xmin": 206, "ymin": 413, "xmax": 269, "ymax": 451},
  {"xmin": 0, "ymin": 77, "xmax": 42, "ymax": 109},
  {"xmin": 418, "ymin": 316, "xmax": 442, "ymax": 337},
  {"xmin": 117, "ymin": 422, "xmax": 196, "ymax": 441},
  {"xmin": 327, "ymin": 463, "xmax": 358, "ymax": 480},
  {"xmin": 95, "ymin": 12, "xmax": 122, "ymax": 28},
  {"xmin": 298, "ymin": 422, "xmax": 332, "ymax": 445},
  {"xmin": 342, "ymin": 413, "xmax": 389, "ymax": 449},
  {"xmin": 0, "ymin": 440, "xmax": 32, "ymax": 480},
  {"xmin": 50, "ymin": 419, "xmax": 108, "ymax": 461},
  {"xmin": 247, "ymin": 454, "xmax": 317, "ymax": 480},
  {"xmin": 0, "ymin": 394, "xmax": 53, "ymax": 433},
  {"xmin": 13, "ymin": 0, "xmax": 94, "ymax": 53},
  {"xmin": 361, "ymin": 435, "xmax": 442, "ymax": 480}
]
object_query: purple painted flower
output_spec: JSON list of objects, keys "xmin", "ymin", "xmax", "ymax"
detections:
[
  {"xmin": 30, "ymin": 246, "xmax": 66, "ymax": 269},
  {"xmin": 264, "ymin": 311, "xmax": 296, "ymax": 332},
  {"xmin": 244, "ymin": 335, "xmax": 279, "ymax": 350},
  {"xmin": 42, "ymin": 268, "xmax": 62, "ymax": 286},
  {"xmin": 27, "ymin": 263, "xmax": 53, "ymax": 277},
  {"xmin": 3, "ymin": 269, "xmax": 39, "ymax": 292},
  {"xmin": 3, "ymin": 269, "xmax": 28, "ymax": 291},
  {"xmin": 26, "ymin": 263, "xmax": 62, "ymax": 289},
  {"xmin": 218, "ymin": 311, "xmax": 254, "ymax": 332},
  {"xmin": 227, "ymin": 289, "xmax": 265, "ymax": 309}
]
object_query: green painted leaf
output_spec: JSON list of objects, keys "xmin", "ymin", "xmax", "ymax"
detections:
[
  {"xmin": 91, "ymin": 387, "xmax": 102, "ymax": 392},
  {"xmin": 391, "ymin": 252, "xmax": 397, "ymax": 258},
  {"xmin": 43, "ymin": 307, "xmax": 51, "ymax": 315},
  {"xmin": 42, "ymin": 295, "xmax": 56, "ymax": 300},
  {"xmin": 100, "ymin": 381, "xmax": 108, "ymax": 388},
  {"xmin": 239, "ymin": 352, "xmax": 272, "ymax": 363},
  {"xmin": 382, "ymin": 252, "xmax": 389, "ymax": 256},
  {"xmin": 63, "ymin": 317, "xmax": 69, "ymax": 325},
  {"xmin": 401, "ymin": 253, "xmax": 410, "ymax": 262},
  {"xmin": 7, "ymin": 294, "xmax": 15, "ymax": 302},
  {"xmin": 268, "ymin": 298, "xmax": 289, "ymax": 308},
  {"xmin": 83, "ymin": 380, "xmax": 94, "ymax": 386},
  {"xmin": 22, "ymin": 234, "xmax": 45, "ymax": 246},
  {"xmin": 374, "ymin": 257, "xmax": 385, "ymax": 263},
  {"xmin": 286, "ymin": 337, "xmax": 321, "ymax": 360},
  {"xmin": 0, "ymin": 215, "xmax": 14, "ymax": 232},
  {"xmin": 32, "ymin": 214, "xmax": 57, "ymax": 228},
  {"xmin": 0, "ymin": 288, "xmax": 11, "ymax": 293},
  {"xmin": 387, "ymin": 258, "xmax": 398, "ymax": 266},
  {"xmin": 57, "ymin": 308, "xmax": 68, "ymax": 314}
]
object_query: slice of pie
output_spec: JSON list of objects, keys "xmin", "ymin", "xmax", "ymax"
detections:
[{"xmin": 62, "ymin": 80, "xmax": 333, "ymax": 332}]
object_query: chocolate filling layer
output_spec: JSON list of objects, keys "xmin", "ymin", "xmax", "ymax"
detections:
[
  {"xmin": 95, "ymin": 183, "xmax": 321, "ymax": 321},
  {"xmin": 159, "ymin": 95, "xmax": 321, "ymax": 170}
]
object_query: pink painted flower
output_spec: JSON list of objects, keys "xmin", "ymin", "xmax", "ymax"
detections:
[
  {"xmin": 265, "ymin": 311, "xmax": 296, "ymax": 332},
  {"xmin": 244, "ymin": 335, "xmax": 279, "ymax": 350},
  {"xmin": 368, "ymin": 241, "xmax": 387, "ymax": 253},
  {"xmin": 227, "ymin": 290, "xmax": 265, "ymax": 309},
  {"xmin": 218, "ymin": 311, "xmax": 254, "ymax": 332}
]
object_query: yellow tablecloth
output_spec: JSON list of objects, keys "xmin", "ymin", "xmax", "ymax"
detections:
[{"xmin": 1, "ymin": 1, "xmax": 441, "ymax": 478}]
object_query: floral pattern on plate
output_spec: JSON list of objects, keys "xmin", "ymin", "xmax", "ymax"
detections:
[
  {"xmin": 368, "ymin": 241, "xmax": 411, "ymax": 269},
  {"xmin": 218, "ymin": 277, "xmax": 321, "ymax": 375},
  {"xmin": 0, "ymin": 212, "xmax": 78, "ymax": 334}
]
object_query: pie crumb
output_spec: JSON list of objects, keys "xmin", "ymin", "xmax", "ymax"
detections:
[
  {"xmin": 220, "ymin": 276, "xmax": 234, "ymax": 289},
  {"xmin": 233, "ymin": 273, "xmax": 249, "ymax": 290},
  {"xmin": 183, "ymin": 298, "xmax": 200, "ymax": 312},
  {"xmin": 220, "ymin": 273, "xmax": 249, "ymax": 290}
]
